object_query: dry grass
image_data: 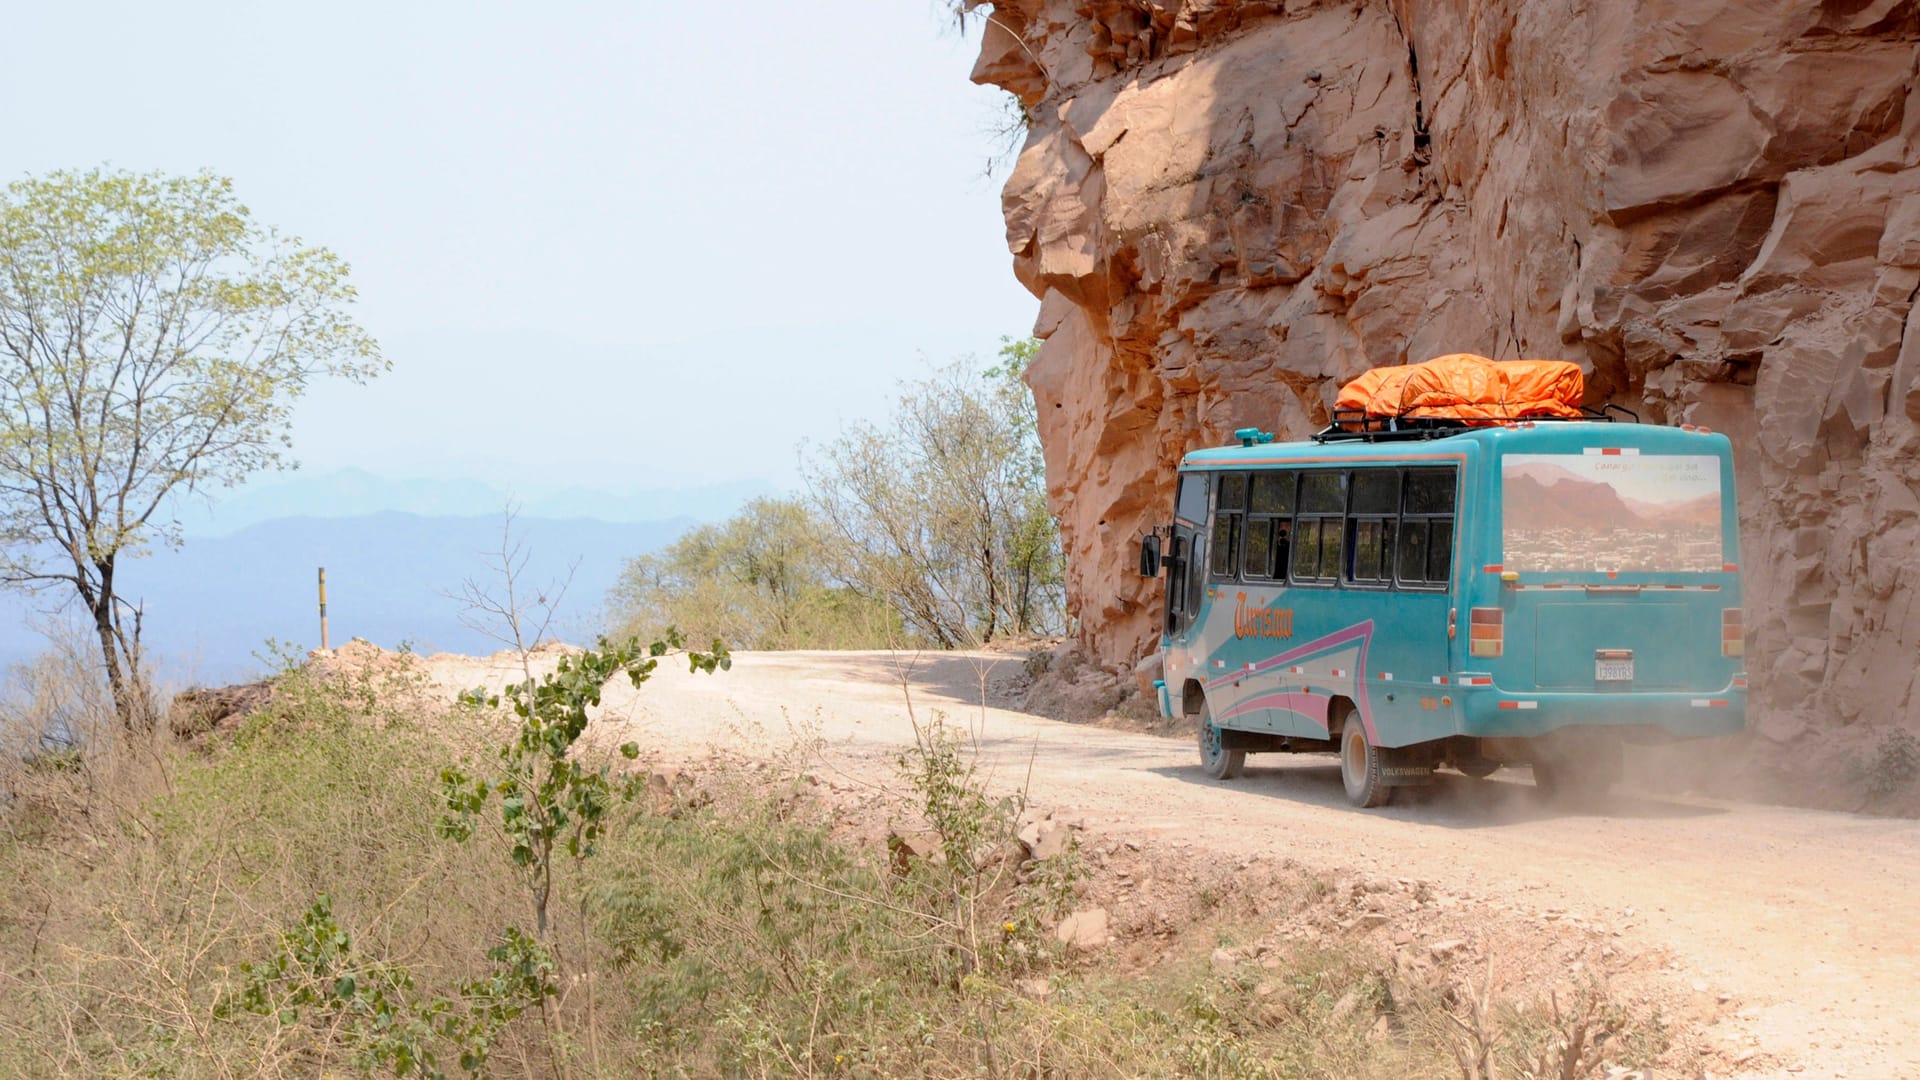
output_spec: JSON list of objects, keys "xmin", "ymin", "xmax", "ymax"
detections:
[{"xmin": 0, "ymin": 647, "xmax": 1664, "ymax": 1078}]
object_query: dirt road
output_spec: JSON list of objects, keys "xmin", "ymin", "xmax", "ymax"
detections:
[{"xmin": 429, "ymin": 648, "xmax": 1920, "ymax": 1078}]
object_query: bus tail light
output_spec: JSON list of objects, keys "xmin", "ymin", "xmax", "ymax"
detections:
[
  {"xmin": 1722, "ymin": 608, "xmax": 1743, "ymax": 657},
  {"xmin": 1470, "ymin": 607, "xmax": 1504, "ymax": 658}
]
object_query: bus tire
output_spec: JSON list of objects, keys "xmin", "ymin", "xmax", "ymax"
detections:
[
  {"xmin": 1197, "ymin": 700, "xmax": 1245, "ymax": 780},
  {"xmin": 1339, "ymin": 718, "xmax": 1394, "ymax": 808}
]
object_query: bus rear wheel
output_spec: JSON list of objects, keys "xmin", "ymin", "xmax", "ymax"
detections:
[
  {"xmin": 1339, "ymin": 719, "xmax": 1394, "ymax": 808},
  {"xmin": 1197, "ymin": 700, "xmax": 1245, "ymax": 780}
]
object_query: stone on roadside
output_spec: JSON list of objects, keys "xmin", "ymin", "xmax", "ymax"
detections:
[
  {"xmin": 1759, "ymin": 712, "xmax": 1809, "ymax": 744},
  {"xmin": 1132, "ymin": 654, "xmax": 1164, "ymax": 701},
  {"xmin": 645, "ymin": 768, "xmax": 685, "ymax": 813},
  {"xmin": 1016, "ymin": 977, "xmax": 1051, "ymax": 1000},
  {"xmin": 1329, "ymin": 987, "xmax": 1366, "ymax": 1024},
  {"xmin": 1018, "ymin": 818, "xmax": 1073, "ymax": 861},
  {"xmin": 1056, "ymin": 906, "xmax": 1111, "ymax": 951},
  {"xmin": 887, "ymin": 829, "xmax": 943, "ymax": 874}
]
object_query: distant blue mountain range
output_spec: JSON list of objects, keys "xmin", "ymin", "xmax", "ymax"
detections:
[
  {"xmin": 0, "ymin": 512, "xmax": 692, "ymax": 686},
  {"xmin": 169, "ymin": 468, "xmax": 768, "ymax": 536}
]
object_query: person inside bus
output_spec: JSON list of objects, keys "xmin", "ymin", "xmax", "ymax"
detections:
[{"xmin": 1273, "ymin": 521, "xmax": 1291, "ymax": 580}]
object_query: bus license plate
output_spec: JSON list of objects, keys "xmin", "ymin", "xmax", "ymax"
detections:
[{"xmin": 1596, "ymin": 658, "xmax": 1634, "ymax": 682}]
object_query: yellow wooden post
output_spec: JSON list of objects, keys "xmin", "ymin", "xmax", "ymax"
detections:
[{"xmin": 318, "ymin": 567, "xmax": 329, "ymax": 651}]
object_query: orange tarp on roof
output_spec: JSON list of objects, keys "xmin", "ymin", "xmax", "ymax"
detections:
[{"xmin": 1335, "ymin": 353, "xmax": 1584, "ymax": 423}]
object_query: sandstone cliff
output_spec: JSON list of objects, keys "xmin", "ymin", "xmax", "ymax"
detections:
[{"xmin": 968, "ymin": 0, "xmax": 1920, "ymax": 740}]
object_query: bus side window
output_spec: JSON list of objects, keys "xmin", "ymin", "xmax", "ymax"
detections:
[
  {"xmin": 1397, "ymin": 522, "xmax": 1431, "ymax": 583},
  {"xmin": 1210, "ymin": 473, "xmax": 1247, "ymax": 578},
  {"xmin": 1244, "ymin": 470, "xmax": 1295, "ymax": 580},
  {"xmin": 1210, "ymin": 514, "xmax": 1240, "ymax": 576},
  {"xmin": 1319, "ymin": 519, "xmax": 1344, "ymax": 580},
  {"xmin": 1429, "ymin": 528, "xmax": 1453, "ymax": 582},
  {"xmin": 1350, "ymin": 519, "xmax": 1395, "ymax": 583},
  {"xmin": 1345, "ymin": 469, "xmax": 1400, "ymax": 586},
  {"xmin": 1398, "ymin": 469, "xmax": 1457, "ymax": 587},
  {"xmin": 1292, "ymin": 519, "xmax": 1322, "ymax": 580},
  {"xmin": 1292, "ymin": 470, "xmax": 1346, "ymax": 585},
  {"xmin": 1244, "ymin": 518, "xmax": 1272, "ymax": 578}
]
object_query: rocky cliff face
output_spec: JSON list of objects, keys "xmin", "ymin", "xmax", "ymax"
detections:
[{"xmin": 968, "ymin": 0, "xmax": 1920, "ymax": 738}]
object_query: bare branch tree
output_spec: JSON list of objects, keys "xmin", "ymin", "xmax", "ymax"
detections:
[
  {"xmin": 0, "ymin": 168, "xmax": 385, "ymax": 728},
  {"xmin": 802, "ymin": 344, "xmax": 1063, "ymax": 649},
  {"xmin": 453, "ymin": 507, "xmax": 577, "ymax": 659}
]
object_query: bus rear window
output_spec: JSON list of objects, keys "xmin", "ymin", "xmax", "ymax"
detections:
[{"xmin": 1502, "ymin": 453, "xmax": 1723, "ymax": 573}]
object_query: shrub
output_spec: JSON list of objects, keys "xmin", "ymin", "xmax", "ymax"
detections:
[
  {"xmin": 1863, "ymin": 728, "xmax": 1920, "ymax": 798},
  {"xmin": 605, "ymin": 498, "xmax": 905, "ymax": 650},
  {"xmin": 0, "ymin": 672, "xmax": 500, "ymax": 1076}
]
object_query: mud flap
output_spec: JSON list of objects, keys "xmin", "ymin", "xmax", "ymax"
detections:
[{"xmin": 1379, "ymin": 744, "xmax": 1436, "ymax": 786}]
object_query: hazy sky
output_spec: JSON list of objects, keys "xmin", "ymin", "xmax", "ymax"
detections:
[{"xmin": 0, "ymin": 1, "xmax": 1036, "ymax": 499}]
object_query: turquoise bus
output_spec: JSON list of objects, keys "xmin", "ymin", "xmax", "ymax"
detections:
[{"xmin": 1138, "ymin": 416, "xmax": 1745, "ymax": 807}]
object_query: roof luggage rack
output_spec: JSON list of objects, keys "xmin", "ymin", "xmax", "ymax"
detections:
[{"xmin": 1311, "ymin": 403, "xmax": 1638, "ymax": 444}]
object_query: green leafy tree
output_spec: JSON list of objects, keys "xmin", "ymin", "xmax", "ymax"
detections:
[
  {"xmin": 605, "ymin": 496, "xmax": 903, "ymax": 650},
  {"xmin": 805, "ymin": 338, "xmax": 1064, "ymax": 647},
  {"xmin": 0, "ymin": 168, "xmax": 384, "ymax": 727},
  {"xmin": 439, "ymin": 632, "xmax": 729, "ymax": 940},
  {"xmin": 986, "ymin": 334, "xmax": 1040, "ymax": 384}
]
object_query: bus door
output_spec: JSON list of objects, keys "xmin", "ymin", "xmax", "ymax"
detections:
[
  {"xmin": 1163, "ymin": 471, "xmax": 1209, "ymax": 644},
  {"xmin": 1365, "ymin": 467, "xmax": 1458, "ymax": 746}
]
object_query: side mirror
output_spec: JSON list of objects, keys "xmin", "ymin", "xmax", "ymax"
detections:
[{"xmin": 1138, "ymin": 534, "xmax": 1162, "ymax": 578}]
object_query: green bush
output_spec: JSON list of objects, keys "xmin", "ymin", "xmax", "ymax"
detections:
[{"xmin": 606, "ymin": 497, "xmax": 906, "ymax": 651}]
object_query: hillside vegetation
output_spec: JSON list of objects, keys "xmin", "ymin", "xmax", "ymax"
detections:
[
  {"xmin": 0, "ymin": 643, "xmax": 1659, "ymax": 1078},
  {"xmin": 605, "ymin": 341, "xmax": 1065, "ymax": 654}
]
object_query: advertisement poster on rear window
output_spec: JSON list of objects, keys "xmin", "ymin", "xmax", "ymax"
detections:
[{"xmin": 1502, "ymin": 454, "xmax": 1722, "ymax": 572}]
